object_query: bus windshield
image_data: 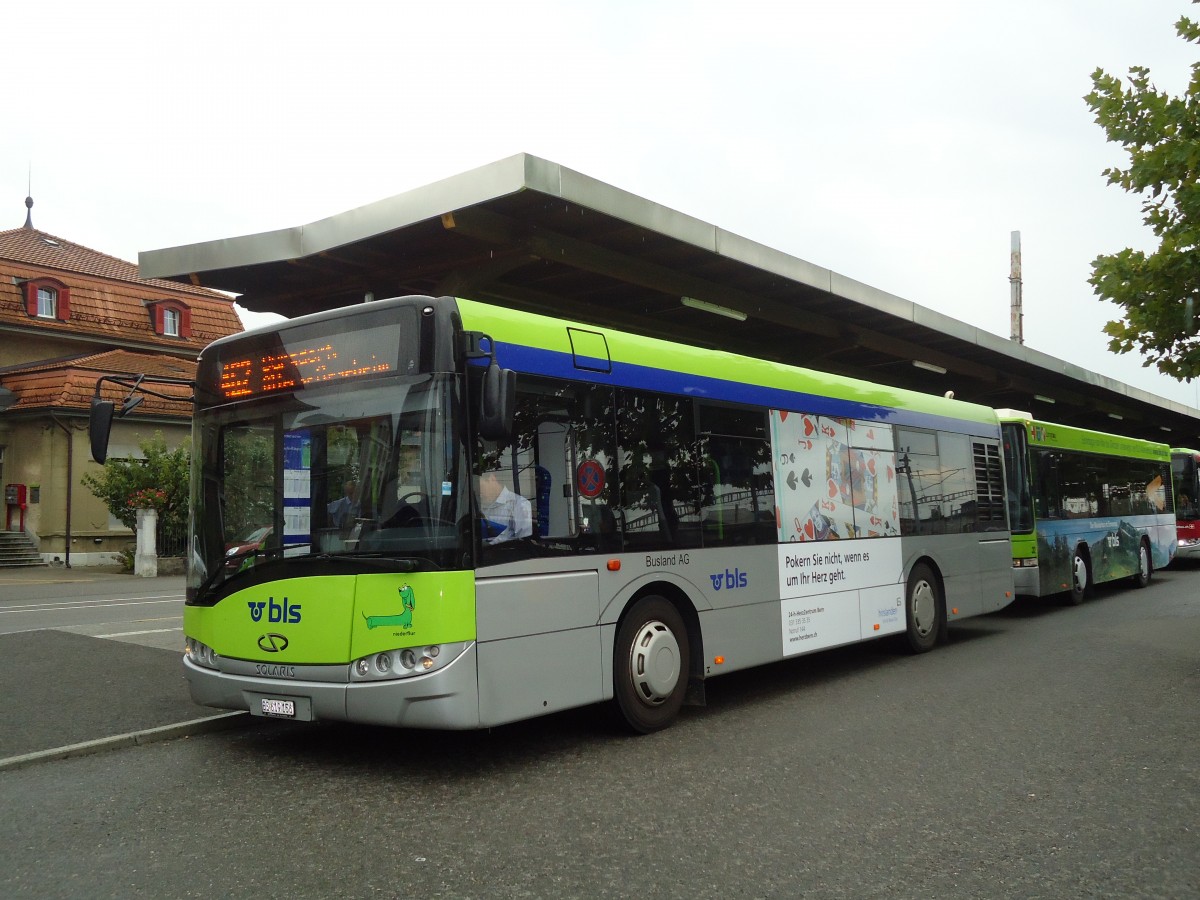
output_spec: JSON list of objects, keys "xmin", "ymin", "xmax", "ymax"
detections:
[
  {"xmin": 1173, "ymin": 451, "xmax": 1199, "ymax": 521},
  {"xmin": 1001, "ymin": 422, "xmax": 1034, "ymax": 533},
  {"xmin": 188, "ymin": 375, "xmax": 468, "ymax": 597}
]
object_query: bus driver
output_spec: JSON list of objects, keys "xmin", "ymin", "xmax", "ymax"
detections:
[{"xmin": 478, "ymin": 470, "xmax": 532, "ymax": 543}]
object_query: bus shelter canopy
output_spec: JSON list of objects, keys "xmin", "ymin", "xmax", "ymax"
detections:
[{"xmin": 140, "ymin": 153, "xmax": 1200, "ymax": 444}]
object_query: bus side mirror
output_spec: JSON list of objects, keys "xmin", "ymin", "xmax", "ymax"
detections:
[
  {"xmin": 89, "ymin": 397, "xmax": 116, "ymax": 464},
  {"xmin": 478, "ymin": 362, "xmax": 515, "ymax": 441}
]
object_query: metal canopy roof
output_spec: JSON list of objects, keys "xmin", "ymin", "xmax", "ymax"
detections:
[{"xmin": 141, "ymin": 153, "xmax": 1200, "ymax": 444}]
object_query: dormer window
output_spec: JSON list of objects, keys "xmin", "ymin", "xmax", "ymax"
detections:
[
  {"xmin": 38, "ymin": 287, "xmax": 57, "ymax": 318},
  {"xmin": 22, "ymin": 277, "xmax": 71, "ymax": 321},
  {"xmin": 148, "ymin": 299, "xmax": 191, "ymax": 338}
]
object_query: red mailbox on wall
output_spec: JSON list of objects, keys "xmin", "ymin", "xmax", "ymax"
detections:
[{"xmin": 5, "ymin": 483, "xmax": 28, "ymax": 531}]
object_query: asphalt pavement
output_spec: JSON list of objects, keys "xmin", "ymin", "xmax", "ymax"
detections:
[{"xmin": 0, "ymin": 565, "xmax": 243, "ymax": 770}]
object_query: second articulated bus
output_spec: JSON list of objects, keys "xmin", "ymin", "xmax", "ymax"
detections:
[
  {"xmin": 169, "ymin": 295, "xmax": 1016, "ymax": 733},
  {"xmin": 999, "ymin": 411, "xmax": 1175, "ymax": 603}
]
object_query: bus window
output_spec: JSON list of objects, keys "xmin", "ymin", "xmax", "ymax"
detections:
[
  {"xmin": 616, "ymin": 391, "xmax": 701, "ymax": 551},
  {"xmin": 1057, "ymin": 453, "xmax": 1101, "ymax": 518},
  {"xmin": 895, "ymin": 428, "xmax": 974, "ymax": 535},
  {"xmin": 476, "ymin": 376, "xmax": 619, "ymax": 563},
  {"xmin": 695, "ymin": 404, "xmax": 774, "ymax": 546},
  {"xmin": 221, "ymin": 423, "xmax": 278, "ymax": 558},
  {"xmin": 1032, "ymin": 450, "xmax": 1063, "ymax": 521}
]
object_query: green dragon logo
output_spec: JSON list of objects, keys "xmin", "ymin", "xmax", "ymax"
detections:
[{"xmin": 364, "ymin": 584, "xmax": 416, "ymax": 630}]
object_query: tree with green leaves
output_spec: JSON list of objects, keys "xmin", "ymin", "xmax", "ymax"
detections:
[
  {"xmin": 82, "ymin": 432, "xmax": 189, "ymax": 535},
  {"xmin": 1084, "ymin": 5, "xmax": 1200, "ymax": 381}
]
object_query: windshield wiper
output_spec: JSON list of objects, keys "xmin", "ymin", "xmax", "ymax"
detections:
[
  {"xmin": 189, "ymin": 546, "xmax": 288, "ymax": 603},
  {"xmin": 292, "ymin": 551, "xmax": 423, "ymax": 572}
]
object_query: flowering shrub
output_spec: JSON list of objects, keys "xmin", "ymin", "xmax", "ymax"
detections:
[
  {"xmin": 82, "ymin": 433, "xmax": 188, "ymax": 532},
  {"xmin": 128, "ymin": 487, "xmax": 168, "ymax": 512}
]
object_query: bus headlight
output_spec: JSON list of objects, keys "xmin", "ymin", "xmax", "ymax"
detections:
[
  {"xmin": 350, "ymin": 641, "xmax": 470, "ymax": 682},
  {"xmin": 185, "ymin": 637, "xmax": 219, "ymax": 670}
]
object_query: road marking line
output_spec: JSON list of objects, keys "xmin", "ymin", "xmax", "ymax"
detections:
[
  {"xmin": 1, "ymin": 594, "xmax": 183, "ymax": 608},
  {"xmin": 0, "ymin": 598, "xmax": 183, "ymax": 615}
]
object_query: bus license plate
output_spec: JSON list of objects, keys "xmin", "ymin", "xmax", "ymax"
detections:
[{"xmin": 260, "ymin": 698, "xmax": 295, "ymax": 718}]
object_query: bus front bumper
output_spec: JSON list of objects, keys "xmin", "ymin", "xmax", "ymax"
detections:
[
  {"xmin": 1177, "ymin": 538, "xmax": 1200, "ymax": 560},
  {"xmin": 183, "ymin": 642, "xmax": 481, "ymax": 730},
  {"xmin": 1011, "ymin": 562, "xmax": 1040, "ymax": 596}
]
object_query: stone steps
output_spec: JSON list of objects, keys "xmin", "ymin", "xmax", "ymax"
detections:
[{"xmin": 0, "ymin": 531, "xmax": 47, "ymax": 567}]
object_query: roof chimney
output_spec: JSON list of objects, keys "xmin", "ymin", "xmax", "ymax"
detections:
[{"xmin": 1009, "ymin": 230, "xmax": 1023, "ymax": 344}]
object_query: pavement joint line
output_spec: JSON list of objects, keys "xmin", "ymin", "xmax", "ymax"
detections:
[
  {"xmin": 94, "ymin": 627, "xmax": 182, "ymax": 638},
  {"xmin": 0, "ymin": 711, "xmax": 248, "ymax": 772}
]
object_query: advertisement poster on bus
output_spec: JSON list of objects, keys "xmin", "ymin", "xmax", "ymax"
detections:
[
  {"xmin": 769, "ymin": 411, "xmax": 900, "ymax": 542},
  {"xmin": 776, "ymin": 538, "xmax": 905, "ymax": 654},
  {"xmin": 769, "ymin": 410, "xmax": 906, "ymax": 654}
]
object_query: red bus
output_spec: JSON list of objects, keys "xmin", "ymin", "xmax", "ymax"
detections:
[{"xmin": 1171, "ymin": 448, "xmax": 1200, "ymax": 561}]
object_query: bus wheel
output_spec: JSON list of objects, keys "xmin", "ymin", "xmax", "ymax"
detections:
[
  {"xmin": 1131, "ymin": 540, "xmax": 1152, "ymax": 589},
  {"xmin": 613, "ymin": 596, "xmax": 690, "ymax": 734},
  {"xmin": 904, "ymin": 563, "xmax": 942, "ymax": 654},
  {"xmin": 1068, "ymin": 549, "xmax": 1090, "ymax": 605}
]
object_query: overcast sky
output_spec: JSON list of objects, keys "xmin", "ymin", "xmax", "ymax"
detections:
[{"xmin": 6, "ymin": 0, "xmax": 1197, "ymax": 407}]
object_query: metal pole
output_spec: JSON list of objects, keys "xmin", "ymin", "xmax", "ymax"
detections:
[{"xmin": 50, "ymin": 416, "xmax": 73, "ymax": 568}]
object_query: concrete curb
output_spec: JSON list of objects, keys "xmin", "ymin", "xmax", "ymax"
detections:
[{"xmin": 0, "ymin": 711, "xmax": 247, "ymax": 772}]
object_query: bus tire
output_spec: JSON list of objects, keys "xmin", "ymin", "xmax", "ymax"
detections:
[
  {"xmin": 904, "ymin": 563, "xmax": 942, "ymax": 654},
  {"xmin": 1068, "ymin": 547, "xmax": 1090, "ymax": 605},
  {"xmin": 1131, "ymin": 539, "xmax": 1152, "ymax": 589},
  {"xmin": 613, "ymin": 595, "xmax": 690, "ymax": 734}
]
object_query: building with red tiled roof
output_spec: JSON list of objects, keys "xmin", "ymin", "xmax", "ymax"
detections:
[{"xmin": 0, "ymin": 197, "xmax": 243, "ymax": 565}]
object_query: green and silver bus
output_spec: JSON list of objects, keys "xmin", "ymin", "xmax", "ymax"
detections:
[
  {"xmin": 180, "ymin": 295, "xmax": 1014, "ymax": 733},
  {"xmin": 999, "ymin": 411, "xmax": 1175, "ymax": 603}
]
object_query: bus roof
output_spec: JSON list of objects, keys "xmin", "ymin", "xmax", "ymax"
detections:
[
  {"xmin": 463, "ymin": 298, "xmax": 1001, "ymax": 430},
  {"xmin": 996, "ymin": 410, "xmax": 1171, "ymax": 461}
]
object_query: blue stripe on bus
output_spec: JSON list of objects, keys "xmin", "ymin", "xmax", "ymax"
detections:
[{"xmin": 490, "ymin": 341, "xmax": 1000, "ymax": 438}]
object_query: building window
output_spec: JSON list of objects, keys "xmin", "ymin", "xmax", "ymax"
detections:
[
  {"xmin": 37, "ymin": 287, "xmax": 57, "ymax": 318},
  {"xmin": 149, "ymin": 300, "xmax": 191, "ymax": 338},
  {"xmin": 22, "ymin": 278, "xmax": 70, "ymax": 321}
]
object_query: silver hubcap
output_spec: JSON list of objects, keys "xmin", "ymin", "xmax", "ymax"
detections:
[
  {"xmin": 1074, "ymin": 555, "xmax": 1088, "ymax": 593},
  {"xmin": 911, "ymin": 580, "xmax": 936, "ymax": 637},
  {"xmin": 628, "ymin": 619, "xmax": 681, "ymax": 706},
  {"xmin": 1140, "ymin": 546, "xmax": 1150, "ymax": 579}
]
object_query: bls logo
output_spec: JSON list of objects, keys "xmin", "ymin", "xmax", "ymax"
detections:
[
  {"xmin": 710, "ymin": 568, "xmax": 748, "ymax": 591},
  {"xmin": 247, "ymin": 597, "xmax": 302, "ymax": 624}
]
